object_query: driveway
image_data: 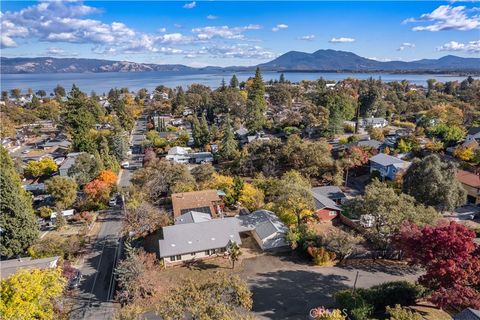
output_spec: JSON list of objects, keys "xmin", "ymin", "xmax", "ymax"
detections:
[{"xmin": 241, "ymin": 254, "xmax": 420, "ymax": 320}]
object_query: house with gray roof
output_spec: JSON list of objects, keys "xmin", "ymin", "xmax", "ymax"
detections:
[
  {"xmin": 159, "ymin": 210, "xmax": 289, "ymax": 265},
  {"xmin": 0, "ymin": 256, "xmax": 60, "ymax": 279},
  {"xmin": 311, "ymin": 186, "xmax": 346, "ymax": 221},
  {"xmin": 159, "ymin": 218, "xmax": 241, "ymax": 265},
  {"xmin": 360, "ymin": 117, "xmax": 388, "ymax": 128},
  {"xmin": 357, "ymin": 139, "xmax": 383, "ymax": 151},
  {"xmin": 369, "ymin": 153, "xmax": 411, "ymax": 180},
  {"xmin": 237, "ymin": 210, "xmax": 289, "ymax": 250},
  {"xmin": 174, "ymin": 211, "xmax": 212, "ymax": 225}
]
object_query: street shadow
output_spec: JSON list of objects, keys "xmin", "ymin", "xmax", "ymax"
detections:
[
  {"xmin": 338, "ymin": 259, "xmax": 420, "ymax": 276},
  {"xmin": 249, "ymin": 269, "xmax": 349, "ymax": 319}
]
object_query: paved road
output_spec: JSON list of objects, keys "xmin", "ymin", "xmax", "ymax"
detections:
[
  {"xmin": 70, "ymin": 208, "xmax": 123, "ymax": 320},
  {"xmin": 118, "ymin": 114, "xmax": 147, "ymax": 188},
  {"xmin": 71, "ymin": 115, "xmax": 147, "ymax": 319}
]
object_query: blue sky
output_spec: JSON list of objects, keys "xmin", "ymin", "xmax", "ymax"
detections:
[{"xmin": 1, "ymin": 1, "xmax": 479, "ymax": 67}]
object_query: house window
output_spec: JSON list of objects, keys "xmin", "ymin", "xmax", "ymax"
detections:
[
  {"xmin": 170, "ymin": 256, "xmax": 176, "ymax": 262},
  {"xmin": 176, "ymin": 255, "xmax": 182, "ymax": 261},
  {"xmin": 329, "ymin": 211, "xmax": 337, "ymax": 216},
  {"xmin": 191, "ymin": 252, "xmax": 196, "ymax": 256},
  {"xmin": 205, "ymin": 250, "xmax": 210, "ymax": 255}
]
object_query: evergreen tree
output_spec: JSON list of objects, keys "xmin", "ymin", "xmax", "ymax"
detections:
[
  {"xmin": 199, "ymin": 114, "xmax": 211, "ymax": 146},
  {"xmin": 403, "ymin": 154, "xmax": 466, "ymax": 212},
  {"xmin": 0, "ymin": 147, "xmax": 38, "ymax": 257},
  {"xmin": 246, "ymin": 67, "xmax": 267, "ymax": 132},
  {"xmin": 279, "ymin": 73, "xmax": 286, "ymax": 84},
  {"xmin": 229, "ymin": 74, "xmax": 239, "ymax": 89},
  {"xmin": 220, "ymin": 78, "xmax": 227, "ymax": 91},
  {"xmin": 219, "ymin": 115, "xmax": 238, "ymax": 160},
  {"xmin": 192, "ymin": 115, "xmax": 210, "ymax": 147}
]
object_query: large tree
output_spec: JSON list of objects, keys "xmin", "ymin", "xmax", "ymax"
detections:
[
  {"xmin": 403, "ymin": 155, "xmax": 466, "ymax": 211},
  {"xmin": 0, "ymin": 147, "xmax": 38, "ymax": 257},
  {"xmin": 156, "ymin": 274, "xmax": 254, "ymax": 320},
  {"xmin": 246, "ymin": 67, "xmax": 267, "ymax": 132},
  {"xmin": 68, "ymin": 153, "xmax": 101, "ymax": 186},
  {"xmin": 45, "ymin": 176, "xmax": 78, "ymax": 210},
  {"xmin": 219, "ymin": 115, "xmax": 239, "ymax": 160},
  {"xmin": 0, "ymin": 268, "xmax": 66, "ymax": 320},
  {"xmin": 122, "ymin": 201, "xmax": 170, "ymax": 238},
  {"xmin": 346, "ymin": 180, "xmax": 439, "ymax": 249},
  {"xmin": 396, "ymin": 221, "xmax": 480, "ymax": 310}
]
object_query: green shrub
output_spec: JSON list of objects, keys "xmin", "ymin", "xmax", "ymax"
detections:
[
  {"xmin": 363, "ymin": 281, "xmax": 425, "ymax": 311},
  {"xmin": 386, "ymin": 305, "xmax": 422, "ymax": 320},
  {"xmin": 307, "ymin": 246, "xmax": 336, "ymax": 265},
  {"xmin": 335, "ymin": 290, "xmax": 373, "ymax": 320}
]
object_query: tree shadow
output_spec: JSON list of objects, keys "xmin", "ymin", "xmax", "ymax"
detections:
[
  {"xmin": 249, "ymin": 269, "xmax": 349, "ymax": 319},
  {"xmin": 338, "ymin": 259, "xmax": 420, "ymax": 276}
]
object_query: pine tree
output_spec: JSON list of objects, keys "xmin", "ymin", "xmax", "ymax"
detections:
[
  {"xmin": 219, "ymin": 115, "xmax": 238, "ymax": 160},
  {"xmin": 279, "ymin": 73, "xmax": 286, "ymax": 84},
  {"xmin": 229, "ymin": 74, "xmax": 239, "ymax": 89},
  {"xmin": 246, "ymin": 67, "xmax": 267, "ymax": 132},
  {"xmin": 0, "ymin": 147, "xmax": 38, "ymax": 257},
  {"xmin": 199, "ymin": 114, "xmax": 211, "ymax": 146},
  {"xmin": 220, "ymin": 78, "xmax": 226, "ymax": 91}
]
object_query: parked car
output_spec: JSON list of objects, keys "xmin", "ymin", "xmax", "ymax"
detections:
[
  {"xmin": 68, "ymin": 270, "xmax": 82, "ymax": 289},
  {"xmin": 109, "ymin": 197, "xmax": 117, "ymax": 207},
  {"xmin": 121, "ymin": 161, "xmax": 130, "ymax": 169}
]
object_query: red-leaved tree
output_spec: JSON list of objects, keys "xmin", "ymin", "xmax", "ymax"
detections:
[{"xmin": 396, "ymin": 221, "xmax": 480, "ymax": 310}]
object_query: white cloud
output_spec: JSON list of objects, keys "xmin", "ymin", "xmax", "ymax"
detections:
[
  {"xmin": 437, "ymin": 40, "xmax": 480, "ymax": 53},
  {"xmin": 368, "ymin": 57, "xmax": 394, "ymax": 62},
  {"xmin": 199, "ymin": 44, "xmax": 275, "ymax": 59},
  {"xmin": 397, "ymin": 42, "xmax": 416, "ymax": 51},
  {"xmin": 46, "ymin": 47, "xmax": 77, "ymax": 56},
  {"xmin": 272, "ymin": 23, "xmax": 288, "ymax": 32},
  {"xmin": 403, "ymin": 5, "xmax": 480, "ymax": 31},
  {"xmin": 192, "ymin": 25, "xmax": 261, "ymax": 40},
  {"xmin": 1, "ymin": 1, "xmax": 137, "ymax": 47},
  {"xmin": 183, "ymin": 1, "xmax": 196, "ymax": 9},
  {"xmin": 299, "ymin": 35, "xmax": 315, "ymax": 41},
  {"xmin": 206, "ymin": 15, "xmax": 218, "ymax": 20},
  {"xmin": 329, "ymin": 37, "xmax": 355, "ymax": 43},
  {"xmin": 158, "ymin": 27, "xmax": 167, "ymax": 33}
]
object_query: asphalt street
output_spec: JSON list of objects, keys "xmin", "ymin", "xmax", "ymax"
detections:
[{"xmin": 71, "ymin": 114, "xmax": 146, "ymax": 319}]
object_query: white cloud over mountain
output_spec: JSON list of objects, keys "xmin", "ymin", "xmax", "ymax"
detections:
[
  {"xmin": 403, "ymin": 5, "xmax": 480, "ymax": 31},
  {"xmin": 329, "ymin": 37, "xmax": 355, "ymax": 43},
  {"xmin": 437, "ymin": 40, "xmax": 480, "ymax": 53}
]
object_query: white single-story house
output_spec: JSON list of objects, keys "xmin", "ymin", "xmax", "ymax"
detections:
[
  {"xmin": 361, "ymin": 117, "xmax": 388, "ymax": 128},
  {"xmin": 159, "ymin": 209, "xmax": 289, "ymax": 265},
  {"xmin": 165, "ymin": 146, "xmax": 192, "ymax": 164},
  {"xmin": 51, "ymin": 209, "xmax": 75, "ymax": 220},
  {"xmin": 0, "ymin": 256, "xmax": 60, "ymax": 279}
]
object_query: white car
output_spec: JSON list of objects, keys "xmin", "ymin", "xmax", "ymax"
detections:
[
  {"xmin": 121, "ymin": 161, "xmax": 130, "ymax": 169},
  {"xmin": 108, "ymin": 197, "xmax": 117, "ymax": 207}
]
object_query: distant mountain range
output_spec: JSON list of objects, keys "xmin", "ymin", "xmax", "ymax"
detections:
[{"xmin": 2, "ymin": 50, "xmax": 479, "ymax": 74}]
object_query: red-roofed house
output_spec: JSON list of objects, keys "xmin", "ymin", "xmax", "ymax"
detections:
[{"xmin": 456, "ymin": 170, "xmax": 480, "ymax": 204}]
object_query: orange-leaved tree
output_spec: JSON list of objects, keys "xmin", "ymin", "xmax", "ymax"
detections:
[{"xmin": 97, "ymin": 170, "xmax": 118, "ymax": 186}]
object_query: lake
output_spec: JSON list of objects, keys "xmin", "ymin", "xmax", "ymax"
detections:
[{"xmin": 0, "ymin": 71, "xmax": 474, "ymax": 95}]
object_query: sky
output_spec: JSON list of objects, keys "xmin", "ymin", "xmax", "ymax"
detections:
[{"xmin": 1, "ymin": 1, "xmax": 479, "ymax": 67}]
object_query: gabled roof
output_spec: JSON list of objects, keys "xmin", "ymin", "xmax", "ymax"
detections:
[
  {"xmin": 311, "ymin": 189, "xmax": 341, "ymax": 211},
  {"xmin": 174, "ymin": 211, "xmax": 212, "ymax": 225},
  {"xmin": 0, "ymin": 256, "xmax": 60, "ymax": 279},
  {"xmin": 158, "ymin": 218, "xmax": 241, "ymax": 258},
  {"xmin": 369, "ymin": 153, "xmax": 405, "ymax": 167},
  {"xmin": 358, "ymin": 139, "xmax": 383, "ymax": 149},
  {"xmin": 237, "ymin": 209, "xmax": 288, "ymax": 238},
  {"xmin": 171, "ymin": 190, "xmax": 221, "ymax": 218},
  {"xmin": 312, "ymin": 186, "xmax": 346, "ymax": 201},
  {"xmin": 467, "ymin": 127, "xmax": 480, "ymax": 136},
  {"xmin": 454, "ymin": 308, "xmax": 480, "ymax": 320},
  {"xmin": 457, "ymin": 170, "xmax": 480, "ymax": 188}
]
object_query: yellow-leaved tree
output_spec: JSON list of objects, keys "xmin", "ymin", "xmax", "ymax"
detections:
[{"xmin": 0, "ymin": 268, "xmax": 66, "ymax": 320}]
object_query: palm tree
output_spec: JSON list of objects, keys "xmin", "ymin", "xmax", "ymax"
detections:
[{"xmin": 228, "ymin": 241, "xmax": 242, "ymax": 269}]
